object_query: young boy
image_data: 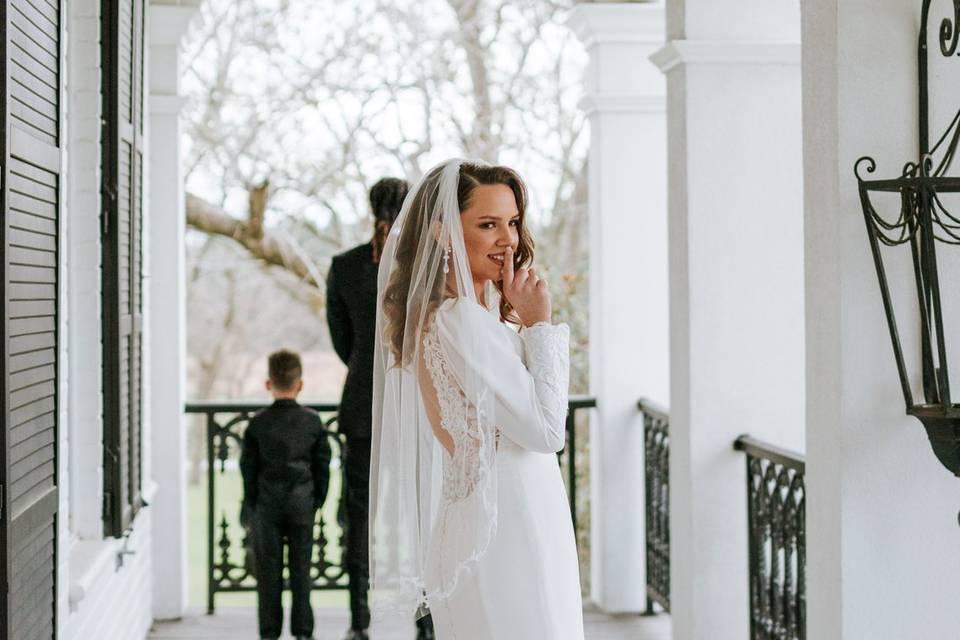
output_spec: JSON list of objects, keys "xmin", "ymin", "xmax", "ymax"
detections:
[{"xmin": 240, "ymin": 349, "xmax": 332, "ymax": 640}]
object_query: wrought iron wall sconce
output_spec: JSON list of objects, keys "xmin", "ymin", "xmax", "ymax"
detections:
[{"xmin": 855, "ymin": 0, "xmax": 960, "ymax": 476}]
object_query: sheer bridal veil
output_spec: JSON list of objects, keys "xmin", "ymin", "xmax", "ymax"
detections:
[{"xmin": 369, "ymin": 159, "xmax": 502, "ymax": 620}]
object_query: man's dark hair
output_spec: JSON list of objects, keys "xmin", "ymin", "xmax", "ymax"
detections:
[
  {"xmin": 370, "ymin": 177, "xmax": 409, "ymax": 263},
  {"xmin": 268, "ymin": 349, "xmax": 302, "ymax": 390},
  {"xmin": 370, "ymin": 177, "xmax": 409, "ymax": 224}
]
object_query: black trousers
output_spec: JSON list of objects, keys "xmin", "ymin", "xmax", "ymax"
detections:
[
  {"xmin": 342, "ymin": 437, "xmax": 434, "ymax": 634},
  {"xmin": 342, "ymin": 437, "xmax": 372, "ymax": 631},
  {"xmin": 253, "ymin": 508, "xmax": 315, "ymax": 638}
]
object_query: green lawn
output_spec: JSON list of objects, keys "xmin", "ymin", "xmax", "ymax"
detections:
[{"xmin": 187, "ymin": 466, "xmax": 349, "ymax": 609}]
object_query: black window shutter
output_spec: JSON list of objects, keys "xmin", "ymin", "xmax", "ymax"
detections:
[
  {"xmin": 2, "ymin": 0, "xmax": 63, "ymax": 637},
  {"xmin": 102, "ymin": 0, "xmax": 145, "ymax": 536}
]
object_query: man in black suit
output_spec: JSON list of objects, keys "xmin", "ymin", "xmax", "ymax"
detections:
[
  {"xmin": 326, "ymin": 178, "xmax": 435, "ymax": 640},
  {"xmin": 240, "ymin": 349, "xmax": 332, "ymax": 640}
]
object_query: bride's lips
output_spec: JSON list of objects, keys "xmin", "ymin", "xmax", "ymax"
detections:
[{"xmin": 488, "ymin": 252, "xmax": 505, "ymax": 267}]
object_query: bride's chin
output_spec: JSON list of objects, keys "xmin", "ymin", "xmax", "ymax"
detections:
[
  {"xmin": 477, "ymin": 270, "xmax": 501, "ymax": 283},
  {"xmin": 472, "ymin": 275, "xmax": 502, "ymax": 290}
]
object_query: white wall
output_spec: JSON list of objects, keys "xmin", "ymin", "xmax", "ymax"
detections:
[
  {"xmin": 64, "ymin": 514, "xmax": 154, "ymax": 640},
  {"xmin": 58, "ymin": 0, "xmax": 73, "ymax": 629},
  {"xmin": 66, "ymin": 0, "xmax": 106, "ymax": 545},
  {"xmin": 61, "ymin": 0, "xmax": 156, "ymax": 637},
  {"xmin": 802, "ymin": 0, "xmax": 960, "ymax": 637}
]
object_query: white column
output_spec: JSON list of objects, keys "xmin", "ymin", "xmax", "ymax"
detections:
[
  {"xmin": 147, "ymin": 1, "xmax": 197, "ymax": 620},
  {"xmin": 569, "ymin": 2, "xmax": 668, "ymax": 613},
  {"xmin": 651, "ymin": 3, "xmax": 805, "ymax": 638},
  {"xmin": 803, "ymin": 1, "xmax": 960, "ymax": 637}
]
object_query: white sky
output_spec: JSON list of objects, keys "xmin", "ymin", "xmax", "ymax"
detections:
[{"xmin": 181, "ymin": 0, "xmax": 588, "ymax": 243}]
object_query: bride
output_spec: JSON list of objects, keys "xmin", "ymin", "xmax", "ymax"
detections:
[{"xmin": 369, "ymin": 159, "xmax": 584, "ymax": 639}]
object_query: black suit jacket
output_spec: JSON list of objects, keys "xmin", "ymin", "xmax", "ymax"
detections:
[
  {"xmin": 326, "ymin": 242, "xmax": 379, "ymax": 439},
  {"xmin": 239, "ymin": 399, "xmax": 332, "ymax": 522}
]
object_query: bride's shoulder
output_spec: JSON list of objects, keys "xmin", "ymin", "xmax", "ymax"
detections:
[
  {"xmin": 435, "ymin": 297, "xmax": 499, "ymax": 331},
  {"xmin": 437, "ymin": 296, "xmax": 483, "ymax": 312},
  {"xmin": 433, "ymin": 297, "xmax": 523, "ymax": 357}
]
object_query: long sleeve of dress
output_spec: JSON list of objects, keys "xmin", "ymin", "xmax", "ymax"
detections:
[{"xmin": 434, "ymin": 299, "xmax": 570, "ymax": 454}]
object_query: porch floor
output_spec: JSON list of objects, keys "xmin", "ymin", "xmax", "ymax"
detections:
[{"xmin": 149, "ymin": 605, "xmax": 672, "ymax": 640}]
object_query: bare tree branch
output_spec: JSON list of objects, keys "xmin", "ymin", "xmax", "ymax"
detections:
[
  {"xmin": 447, "ymin": 0, "xmax": 496, "ymax": 159},
  {"xmin": 186, "ymin": 192, "xmax": 324, "ymax": 295},
  {"xmin": 247, "ymin": 179, "xmax": 269, "ymax": 239}
]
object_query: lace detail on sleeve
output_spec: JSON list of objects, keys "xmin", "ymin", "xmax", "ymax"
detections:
[
  {"xmin": 422, "ymin": 324, "xmax": 490, "ymax": 502},
  {"xmin": 521, "ymin": 323, "xmax": 570, "ymax": 431}
]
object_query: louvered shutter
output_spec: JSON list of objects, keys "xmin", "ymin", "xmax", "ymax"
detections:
[
  {"xmin": 102, "ymin": 0, "xmax": 145, "ymax": 535},
  {"xmin": 2, "ymin": 0, "xmax": 63, "ymax": 637}
]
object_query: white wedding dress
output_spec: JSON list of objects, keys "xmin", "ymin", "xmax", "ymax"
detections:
[{"xmin": 421, "ymin": 298, "xmax": 585, "ymax": 640}]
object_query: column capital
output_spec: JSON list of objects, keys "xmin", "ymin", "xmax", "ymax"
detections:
[
  {"xmin": 570, "ymin": 2, "xmax": 665, "ymax": 100},
  {"xmin": 148, "ymin": 2, "xmax": 200, "ymax": 46},
  {"xmin": 568, "ymin": 2, "xmax": 664, "ymax": 50},
  {"xmin": 651, "ymin": 40, "xmax": 800, "ymax": 74}
]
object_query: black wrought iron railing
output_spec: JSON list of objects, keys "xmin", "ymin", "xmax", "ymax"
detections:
[
  {"xmin": 734, "ymin": 435, "xmax": 806, "ymax": 640},
  {"xmin": 563, "ymin": 395, "xmax": 596, "ymax": 541},
  {"xmin": 639, "ymin": 399, "xmax": 670, "ymax": 614},
  {"xmin": 187, "ymin": 397, "xmax": 595, "ymax": 613},
  {"xmin": 186, "ymin": 401, "xmax": 344, "ymax": 614}
]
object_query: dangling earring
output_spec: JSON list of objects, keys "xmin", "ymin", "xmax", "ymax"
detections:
[{"xmin": 442, "ymin": 247, "xmax": 451, "ymax": 274}]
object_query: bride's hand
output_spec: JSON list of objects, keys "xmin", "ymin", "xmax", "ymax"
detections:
[{"xmin": 500, "ymin": 246, "xmax": 551, "ymax": 327}]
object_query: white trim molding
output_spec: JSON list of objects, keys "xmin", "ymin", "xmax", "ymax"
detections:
[
  {"xmin": 580, "ymin": 93, "xmax": 666, "ymax": 115},
  {"xmin": 651, "ymin": 39, "xmax": 801, "ymax": 73},
  {"xmin": 568, "ymin": 2, "xmax": 666, "ymax": 49},
  {"xmin": 148, "ymin": 3, "xmax": 199, "ymax": 46}
]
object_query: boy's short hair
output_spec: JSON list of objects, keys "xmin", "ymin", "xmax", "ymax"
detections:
[{"xmin": 268, "ymin": 349, "xmax": 302, "ymax": 390}]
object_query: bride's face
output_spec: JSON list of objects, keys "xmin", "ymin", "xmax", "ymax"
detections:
[{"xmin": 459, "ymin": 184, "xmax": 520, "ymax": 285}]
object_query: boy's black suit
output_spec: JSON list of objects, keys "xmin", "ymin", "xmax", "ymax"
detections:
[{"xmin": 240, "ymin": 399, "xmax": 332, "ymax": 639}]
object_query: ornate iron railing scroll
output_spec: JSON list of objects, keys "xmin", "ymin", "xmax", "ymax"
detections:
[
  {"xmin": 561, "ymin": 395, "xmax": 597, "ymax": 544},
  {"xmin": 734, "ymin": 436, "xmax": 806, "ymax": 640},
  {"xmin": 640, "ymin": 399, "xmax": 670, "ymax": 614},
  {"xmin": 189, "ymin": 398, "xmax": 595, "ymax": 613},
  {"xmin": 186, "ymin": 401, "xmax": 345, "ymax": 614}
]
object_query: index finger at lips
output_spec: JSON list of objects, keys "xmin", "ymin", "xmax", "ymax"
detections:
[{"xmin": 501, "ymin": 246, "xmax": 515, "ymax": 286}]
